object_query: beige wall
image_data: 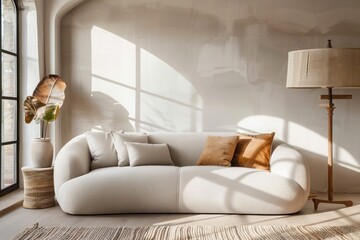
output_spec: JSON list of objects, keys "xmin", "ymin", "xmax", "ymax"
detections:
[{"xmin": 56, "ymin": 0, "xmax": 360, "ymax": 193}]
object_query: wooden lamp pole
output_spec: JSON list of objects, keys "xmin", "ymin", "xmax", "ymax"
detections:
[{"xmin": 312, "ymin": 87, "xmax": 353, "ymax": 210}]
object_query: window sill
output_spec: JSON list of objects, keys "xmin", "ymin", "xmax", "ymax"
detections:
[{"xmin": 0, "ymin": 189, "xmax": 23, "ymax": 216}]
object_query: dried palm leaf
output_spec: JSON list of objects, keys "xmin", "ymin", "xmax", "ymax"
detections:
[
  {"xmin": 23, "ymin": 96, "xmax": 45, "ymax": 124},
  {"xmin": 32, "ymin": 74, "xmax": 66, "ymax": 106}
]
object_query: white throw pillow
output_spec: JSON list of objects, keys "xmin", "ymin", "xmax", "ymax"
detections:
[
  {"xmin": 85, "ymin": 131, "xmax": 123, "ymax": 170},
  {"xmin": 125, "ymin": 142, "xmax": 174, "ymax": 167},
  {"xmin": 111, "ymin": 132, "xmax": 148, "ymax": 166}
]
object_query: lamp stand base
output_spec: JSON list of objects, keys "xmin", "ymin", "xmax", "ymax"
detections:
[{"xmin": 312, "ymin": 198, "xmax": 353, "ymax": 210}]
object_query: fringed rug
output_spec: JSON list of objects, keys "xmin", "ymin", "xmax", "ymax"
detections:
[{"xmin": 14, "ymin": 223, "xmax": 360, "ymax": 240}]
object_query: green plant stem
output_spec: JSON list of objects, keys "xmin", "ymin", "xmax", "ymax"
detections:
[
  {"xmin": 43, "ymin": 122, "xmax": 48, "ymax": 139},
  {"xmin": 40, "ymin": 120, "xmax": 48, "ymax": 139},
  {"xmin": 40, "ymin": 120, "xmax": 44, "ymax": 139}
]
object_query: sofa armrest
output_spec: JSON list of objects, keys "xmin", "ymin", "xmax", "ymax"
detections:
[
  {"xmin": 54, "ymin": 134, "xmax": 91, "ymax": 197},
  {"xmin": 270, "ymin": 143, "xmax": 310, "ymax": 203}
]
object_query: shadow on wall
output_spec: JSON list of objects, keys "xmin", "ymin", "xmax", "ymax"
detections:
[
  {"xmin": 87, "ymin": 91, "xmax": 134, "ymax": 132},
  {"xmin": 63, "ymin": 91, "xmax": 134, "ymax": 136},
  {"xmin": 299, "ymin": 148, "xmax": 360, "ymax": 193}
]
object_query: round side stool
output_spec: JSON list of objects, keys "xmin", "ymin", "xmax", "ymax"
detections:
[{"xmin": 22, "ymin": 167, "xmax": 55, "ymax": 209}]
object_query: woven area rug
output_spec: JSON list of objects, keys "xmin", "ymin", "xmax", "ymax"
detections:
[{"xmin": 14, "ymin": 223, "xmax": 360, "ymax": 240}]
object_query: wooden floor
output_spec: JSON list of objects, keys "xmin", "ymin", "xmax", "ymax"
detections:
[{"xmin": 1, "ymin": 193, "xmax": 360, "ymax": 240}]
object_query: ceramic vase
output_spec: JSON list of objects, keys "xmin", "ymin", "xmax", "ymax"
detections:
[{"xmin": 31, "ymin": 138, "xmax": 54, "ymax": 168}]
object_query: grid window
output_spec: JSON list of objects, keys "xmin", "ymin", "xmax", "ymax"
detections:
[{"xmin": 0, "ymin": 0, "xmax": 19, "ymax": 196}]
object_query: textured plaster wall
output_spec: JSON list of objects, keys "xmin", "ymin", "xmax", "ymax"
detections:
[{"xmin": 60, "ymin": 0, "xmax": 360, "ymax": 193}]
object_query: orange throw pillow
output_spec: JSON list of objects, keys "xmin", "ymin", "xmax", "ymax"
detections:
[
  {"xmin": 197, "ymin": 136, "xmax": 239, "ymax": 166},
  {"xmin": 231, "ymin": 132, "xmax": 275, "ymax": 170}
]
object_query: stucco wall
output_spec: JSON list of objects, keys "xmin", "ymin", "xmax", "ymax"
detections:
[{"xmin": 58, "ymin": 0, "xmax": 360, "ymax": 193}]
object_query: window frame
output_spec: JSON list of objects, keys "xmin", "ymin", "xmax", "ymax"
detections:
[{"xmin": 0, "ymin": 0, "xmax": 19, "ymax": 197}]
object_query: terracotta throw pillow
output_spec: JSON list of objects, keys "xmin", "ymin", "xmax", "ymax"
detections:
[
  {"xmin": 231, "ymin": 132, "xmax": 275, "ymax": 170},
  {"xmin": 196, "ymin": 136, "xmax": 239, "ymax": 166}
]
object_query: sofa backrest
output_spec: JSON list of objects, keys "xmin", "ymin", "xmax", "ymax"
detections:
[{"xmin": 147, "ymin": 132, "xmax": 235, "ymax": 166}]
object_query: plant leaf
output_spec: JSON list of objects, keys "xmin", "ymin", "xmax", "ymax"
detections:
[
  {"xmin": 23, "ymin": 96, "xmax": 45, "ymax": 124},
  {"xmin": 32, "ymin": 74, "xmax": 66, "ymax": 107},
  {"xmin": 42, "ymin": 104, "xmax": 60, "ymax": 123}
]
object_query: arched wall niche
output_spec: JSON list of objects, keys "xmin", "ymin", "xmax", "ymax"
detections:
[{"xmin": 41, "ymin": 0, "xmax": 86, "ymax": 153}]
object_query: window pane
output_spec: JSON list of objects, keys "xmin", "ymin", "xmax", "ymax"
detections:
[
  {"xmin": 2, "ymin": 53, "xmax": 17, "ymax": 97},
  {"xmin": 2, "ymin": 99, "xmax": 16, "ymax": 142},
  {"xmin": 1, "ymin": 0, "xmax": 16, "ymax": 53},
  {"xmin": 1, "ymin": 144, "xmax": 16, "ymax": 189}
]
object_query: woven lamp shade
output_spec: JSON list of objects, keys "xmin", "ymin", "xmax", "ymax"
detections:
[{"xmin": 286, "ymin": 48, "xmax": 360, "ymax": 88}]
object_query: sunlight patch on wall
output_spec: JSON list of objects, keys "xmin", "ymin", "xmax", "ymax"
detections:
[
  {"xmin": 91, "ymin": 26, "xmax": 136, "ymax": 87},
  {"xmin": 140, "ymin": 48, "xmax": 203, "ymax": 132},
  {"xmin": 337, "ymin": 147, "xmax": 360, "ymax": 172},
  {"xmin": 91, "ymin": 26, "xmax": 136, "ymax": 129},
  {"xmin": 90, "ymin": 26, "xmax": 203, "ymax": 132},
  {"xmin": 287, "ymin": 121, "xmax": 327, "ymax": 156},
  {"xmin": 237, "ymin": 115, "xmax": 286, "ymax": 138},
  {"xmin": 237, "ymin": 115, "xmax": 328, "ymax": 157}
]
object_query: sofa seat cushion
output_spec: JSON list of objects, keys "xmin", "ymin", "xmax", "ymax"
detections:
[
  {"xmin": 57, "ymin": 166, "xmax": 180, "ymax": 214},
  {"xmin": 179, "ymin": 166, "xmax": 305, "ymax": 214}
]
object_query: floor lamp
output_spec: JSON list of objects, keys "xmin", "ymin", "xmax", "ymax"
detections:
[{"xmin": 286, "ymin": 41, "xmax": 360, "ymax": 210}]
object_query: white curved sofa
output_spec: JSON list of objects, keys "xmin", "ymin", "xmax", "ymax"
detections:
[{"xmin": 54, "ymin": 132, "xmax": 310, "ymax": 215}]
